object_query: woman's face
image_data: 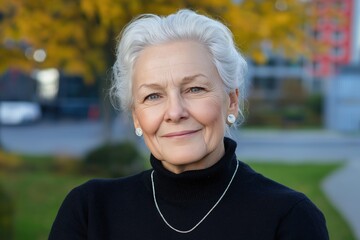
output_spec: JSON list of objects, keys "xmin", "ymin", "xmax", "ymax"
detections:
[{"xmin": 132, "ymin": 41, "xmax": 238, "ymax": 173}]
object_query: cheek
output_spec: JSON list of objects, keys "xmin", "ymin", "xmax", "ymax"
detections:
[
  {"xmin": 135, "ymin": 107, "xmax": 163, "ymax": 134},
  {"xmin": 191, "ymin": 98, "xmax": 227, "ymax": 126}
]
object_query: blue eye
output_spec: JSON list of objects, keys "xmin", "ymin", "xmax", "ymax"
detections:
[
  {"xmin": 189, "ymin": 87, "xmax": 204, "ymax": 93},
  {"xmin": 144, "ymin": 93, "xmax": 160, "ymax": 101}
]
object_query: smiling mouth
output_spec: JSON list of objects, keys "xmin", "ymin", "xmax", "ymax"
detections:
[{"xmin": 162, "ymin": 130, "xmax": 200, "ymax": 138}]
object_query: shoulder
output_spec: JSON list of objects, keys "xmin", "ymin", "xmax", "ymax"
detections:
[
  {"xmin": 236, "ymin": 161, "xmax": 306, "ymax": 202},
  {"xmin": 49, "ymin": 170, "xmax": 152, "ymax": 239},
  {"xmin": 50, "ymin": 171, "xmax": 151, "ymax": 229},
  {"xmin": 56, "ymin": 169, "xmax": 152, "ymax": 209},
  {"xmin": 72, "ymin": 170, "xmax": 151, "ymax": 198},
  {"xmin": 235, "ymin": 161, "xmax": 318, "ymax": 217},
  {"xmin": 235, "ymin": 161, "xmax": 329, "ymax": 239},
  {"xmin": 276, "ymin": 197, "xmax": 329, "ymax": 239}
]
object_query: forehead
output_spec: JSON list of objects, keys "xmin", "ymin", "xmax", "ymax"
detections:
[{"xmin": 132, "ymin": 41, "xmax": 217, "ymax": 83}]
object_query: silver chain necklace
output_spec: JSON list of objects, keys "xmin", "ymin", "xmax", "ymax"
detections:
[{"xmin": 150, "ymin": 160, "xmax": 239, "ymax": 234}]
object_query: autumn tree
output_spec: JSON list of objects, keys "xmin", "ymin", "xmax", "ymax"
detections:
[
  {"xmin": 0, "ymin": 0, "xmax": 313, "ymax": 139},
  {"xmin": 0, "ymin": 0, "xmax": 314, "ymax": 77}
]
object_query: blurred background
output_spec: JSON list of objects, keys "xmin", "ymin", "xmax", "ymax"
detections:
[{"xmin": 0, "ymin": 0, "xmax": 359, "ymax": 239}]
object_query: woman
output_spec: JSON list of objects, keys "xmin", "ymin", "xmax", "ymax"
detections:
[{"xmin": 49, "ymin": 9, "xmax": 329, "ymax": 239}]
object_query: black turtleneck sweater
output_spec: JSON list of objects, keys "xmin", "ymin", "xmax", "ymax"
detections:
[{"xmin": 49, "ymin": 138, "xmax": 329, "ymax": 239}]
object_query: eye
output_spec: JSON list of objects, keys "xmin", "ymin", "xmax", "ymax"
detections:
[
  {"xmin": 144, "ymin": 93, "xmax": 161, "ymax": 101},
  {"xmin": 188, "ymin": 87, "xmax": 205, "ymax": 93}
]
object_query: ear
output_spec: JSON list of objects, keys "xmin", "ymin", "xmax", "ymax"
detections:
[{"xmin": 227, "ymin": 89, "xmax": 239, "ymax": 117}]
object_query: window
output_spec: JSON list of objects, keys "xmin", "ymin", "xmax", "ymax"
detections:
[
  {"xmin": 331, "ymin": 17, "xmax": 340, "ymax": 26},
  {"xmin": 313, "ymin": 61, "xmax": 321, "ymax": 72},
  {"xmin": 313, "ymin": 30, "xmax": 322, "ymax": 40},
  {"xmin": 332, "ymin": 46, "xmax": 344, "ymax": 57},
  {"xmin": 317, "ymin": 17, "xmax": 326, "ymax": 26},
  {"xmin": 334, "ymin": 1, "xmax": 346, "ymax": 10},
  {"xmin": 316, "ymin": 1, "xmax": 325, "ymax": 10},
  {"xmin": 252, "ymin": 77, "xmax": 277, "ymax": 91},
  {"xmin": 332, "ymin": 31, "xmax": 345, "ymax": 42}
]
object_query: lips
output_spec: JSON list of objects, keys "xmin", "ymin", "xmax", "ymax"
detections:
[{"xmin": 162, "ymin": 129, "xmax": 200, "ymax": 138}]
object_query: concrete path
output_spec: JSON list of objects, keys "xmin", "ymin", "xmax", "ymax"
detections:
[
  {"xmin": 322, "ymin": 159, "xmax": 360, "ymax": 240},
  {"xmin": 232, "ymin": 129, "xmax": 360, "ymax": 162}
]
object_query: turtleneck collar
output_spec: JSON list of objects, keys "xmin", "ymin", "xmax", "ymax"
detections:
[{"xmin": 149, "ymin": 137, "xmax": 238, "ymax": 202}]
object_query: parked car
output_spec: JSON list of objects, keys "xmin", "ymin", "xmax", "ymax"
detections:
[{"xmin": 0, "ymin": 101, "xmax": 42, "ymax": 125}]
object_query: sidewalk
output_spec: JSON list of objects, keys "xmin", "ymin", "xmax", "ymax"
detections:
[
  {"xmin": 233, "ymin": 129, "xmax": 360, "ymax": 162},
  {"xmin": 322, "ymin": 159, "xmax": 360, "ymax": 239}
]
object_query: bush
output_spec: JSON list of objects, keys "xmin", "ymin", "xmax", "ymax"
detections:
[
  {"xmin": 281, "ymin": 105, "xmax": 306, "ymax": 127},
  {"xmin": 0, "ymin": 183, "xmax": 14, "ymax": 240},
  {"xmin": 51, "ymin": 155, "xmax": 82, "ymax": 174},
  {"xmin": 0, "ymin": 150, "xmax": 22, "ymax": 170},
  {"xmin": 83, "ymin": 141, "xmax": 144, "ymax": 177},
  {"xmin": 306, "ymin": 93, "xmax": 323, "ymax": 116}
]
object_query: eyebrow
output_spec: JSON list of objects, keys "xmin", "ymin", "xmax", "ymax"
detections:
[
  {"xmin": 137, "ymin": 74, "xmax": 207, "ymax": 90},
  {"xmin": 182, "ymin": 74, "xmax": 207, "ymax": 84}
]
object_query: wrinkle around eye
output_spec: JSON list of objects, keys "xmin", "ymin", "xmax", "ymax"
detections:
[
  {"xmin": 144, "ymin": 93, "xmax": 162, "ymax": 102},
  {"xmin": 188, "ymin": 87, "xmax": 206, "ymax": 93}
]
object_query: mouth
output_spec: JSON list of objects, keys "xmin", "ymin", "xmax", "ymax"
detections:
[{"xmin": 162, "ymin": 129, "xmax": 200, "ymax": 138}]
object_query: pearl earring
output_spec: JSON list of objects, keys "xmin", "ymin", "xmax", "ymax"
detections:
[
  {"xmin": 227, "ymin": 114, "xmax": 236, "ymax": 124},
  {"xmin": 135, "ymin": 128, "xmax": 143, "ymax": 137}
]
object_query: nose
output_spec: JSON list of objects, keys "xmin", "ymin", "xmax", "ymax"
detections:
[{"xmin": 164, "ymin": 92, "xmax": 189, "ymax": 122}]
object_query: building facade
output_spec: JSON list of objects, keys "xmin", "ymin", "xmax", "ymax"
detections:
[{"xmin": 311, "ymin": 0, "xmax": 356, "ymax": 83}]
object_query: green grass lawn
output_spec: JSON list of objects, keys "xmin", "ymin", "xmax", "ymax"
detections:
[
  {"xmin": 0, "ymin": 155, "xmax": 355, "ymax": 240},
  {"xmin": 0, "ymin": 171, "xmax": 90, "ymax": 240}
]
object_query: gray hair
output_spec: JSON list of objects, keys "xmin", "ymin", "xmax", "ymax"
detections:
[{"xmin": 111, "ymin": 9, "xmax": 247, "ymax": 123}]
